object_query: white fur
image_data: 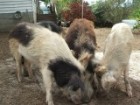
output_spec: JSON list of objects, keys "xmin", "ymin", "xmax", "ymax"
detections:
[
  {"xmin": 99, "ymin": 23, "xmax": 134, "ymax": 97},
  {"xmin": 9, "ymin": 38, "xmax": 33, "ymax": 82}
]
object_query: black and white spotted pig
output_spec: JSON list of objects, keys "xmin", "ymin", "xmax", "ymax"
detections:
[
  {"xmin": 37, "ymin": 21, "xmax": 67, "ymax": 38},
  {"xmin": 9, "ymin": 21, "xmax": 67, "ymax": 82},
  {"xmin": 9, "ymin": 22, "xmax": 90, "ymax": 105}
]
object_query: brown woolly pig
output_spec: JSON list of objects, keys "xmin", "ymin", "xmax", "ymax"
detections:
[
  {"xmin": 66, "ymin": 18, "xmax": 97, "ymax": 60},
  {"xmin": 65, "ymin": 18, "xmax": 98, "ymax": 74},
  {"xmin": 65, "ymin": 18, "xmax": 98, "ymax": 99}
]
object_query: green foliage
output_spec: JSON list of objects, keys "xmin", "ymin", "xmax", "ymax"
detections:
[
  {"xmin": 129, "ymin": 0, "xmax": 140, "ymax": 20},
  {"xmin": 55, "ymin": 0, "xmax": 71, "ymax": 18},
  {"xmin": 128, "ymin": 0, "xmax": 140, "ymax": 28},
  {"xmin": 91, "ymin": 0, "xmax": 132, "ymax": 27},
  {"xmin": 44, "ymin": 0, "xmax": 51, "ymax": 3},
  {"xmin": 134, "ymin": 23, "xmax": 140, "ymax": 29},
  {"xmin": 55, "ymin": 0, "xmax": 81, "ymax": 19},
  {"xmin": 130, "ymin": 9, "xmax": 140, "ymax": 20}
]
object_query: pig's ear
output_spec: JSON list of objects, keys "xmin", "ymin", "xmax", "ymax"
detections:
[
  {"xmin": 95, "ymin": 65, "xmax": 107, "ymax": 74},
  {"xmin": 79, "ymin": 53, "xmax": 93, "ymax": 70},
  {"xmin": 61, "ymin": 27, "xmax": 68, "ymax": 38},
  {"xmin": 79, "ymin": 53, "xmax": 93, "ymax": 67},
  {"xmin": 79, "ymin": 53, "xmax": 93, "ymax": 63}
]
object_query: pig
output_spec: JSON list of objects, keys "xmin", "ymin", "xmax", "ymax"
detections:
[
  {"xmin": 9, "ymin": 38, "xmax": 33, "ymax": 81},
  {"xmin": 65, "ymin": 18, "xmax": 98, "ymax": 97},
  {"xmin": 37, "ymin": 21, "xmax": 67, "ymax": 38},
  {"xmin": 9, "ymin": 21, "xmax": 67, "ymax": 82},
  {"xmin": 95, "ymin": 23, "xmax": 134, "ymax": 97},
  {"xmin": 65, "ymin": 18, "xmax": 98, "ymax": 78},
  {"xmin": 37, "ymin": 21, "xmax": 63, "ymax": 34},
  {"xmin": 65, "ymin": 18, "xmax": 97, "ymax": 59},
  {"xmin": 9, "ymin": 22, "xmax": 90, "ymax": 105}
]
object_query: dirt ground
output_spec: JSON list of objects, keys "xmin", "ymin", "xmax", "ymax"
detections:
[{"xmin": 0, "ymin": 28, "xmax": 140, "ymax": 105}]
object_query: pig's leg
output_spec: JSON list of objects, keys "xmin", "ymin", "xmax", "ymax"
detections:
[
  {"xmin": 123, "ymin": 64, "xmax": 132, "ymax": 97},
  {"xmin": 41, "ymin": 67, "xmax": 54, "ymax": 105}
]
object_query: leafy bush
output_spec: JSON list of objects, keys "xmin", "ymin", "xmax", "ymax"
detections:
[
  {"xmin": 129, "ymin": 0, "xmax": 140, "ymax": 20},
  {"xmin": 91, "ymin": 0, "xmax": 132, "ymax": 27},
  {"xmin": 129, "ymin": 0, "xmax": 140, "ymax": 28},
  {"xmin": 61, "ymin": 1, "xmax": 96, "ymax": 22},
  {"xmin": 55, "ymin": 0, "xmax": 76, "ymax": 19},
  {"xmin": 130, "ymin": 9, "xmax": 140, "ymax": 20},
  {"xmin": 43, "ymin": 0, "xmax": 81, "ymax": 19}
]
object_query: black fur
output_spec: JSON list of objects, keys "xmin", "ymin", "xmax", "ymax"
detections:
[
  {"xmin": 82, "ymin": 43, "xmax": 95, "ymax": 54},
  {"xmin": 74, "ymin": 42, "xmax": 95, "ymax": 59},
  {"xmin": 67, "ymin": 74, "xmax": 85, "ymax": 91},
  {"xmin": 48, "ymin": 58, "xmax": 84, "ymax": 91},
  {"xmin": 86, "ymin": 60, "xmax": 97, "ymax": 73},
  {"xmin": 21, "ymin": 56, "xmax": 29, "ymax": 77},
  {"xmin": 66, "ymin": 28, "xmax": 79, "ymax": 50},
  {"xmin": 37, "ymin": 21, "xmax": 62, "ymax": 34},
  {"xmin": 9, "ymin": 22, "xmax": 33, "ymax": 46}
]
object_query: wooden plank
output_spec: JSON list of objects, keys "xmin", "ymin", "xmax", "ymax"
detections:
[{"xmin": 37, "ymin": 14, "xmax": 57, "ymax": 22}]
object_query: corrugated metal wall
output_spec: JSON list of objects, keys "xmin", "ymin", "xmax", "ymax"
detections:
[
  {"xmin": 0, "ymin": 0, "xmax": 36, "ymax": 32},
  {"xmin": 0, "ymin": 0, "xmax": 33, "ymax": 13}
]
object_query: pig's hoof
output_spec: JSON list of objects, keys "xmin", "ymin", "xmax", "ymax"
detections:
[{"xmin": 127, "ymin": 91, "xmax": 132, "ymax": 97}]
